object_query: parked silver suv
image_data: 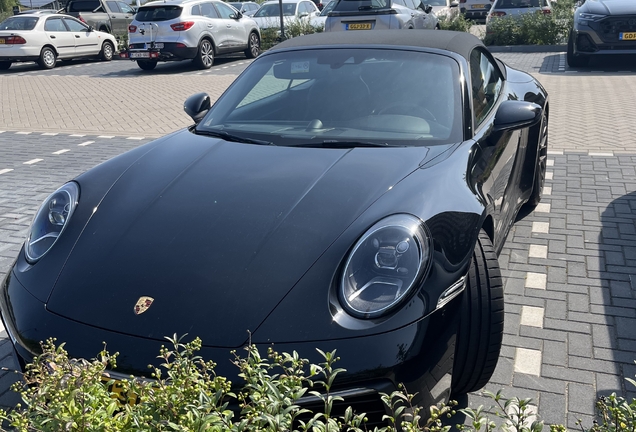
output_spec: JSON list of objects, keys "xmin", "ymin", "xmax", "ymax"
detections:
[{"xmin": 127, "ymin": 0, "xmax": 260, "ymax": 71}]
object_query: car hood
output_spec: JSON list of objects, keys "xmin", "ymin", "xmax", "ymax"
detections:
[
  {"xmin": 46, "ymin": 130, "xmax": 433, "ymax": 348},
  {"xmin": 582, "ymin": 0, "xmax": 636, "ymax": 15}
]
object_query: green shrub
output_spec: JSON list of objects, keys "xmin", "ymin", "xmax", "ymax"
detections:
[
  {"xmin": 484, "ymin": 0, "xmax": 575, "ymax": 46},
  {"xmin": 437, "ymin": 13, "xmax": 474, "ymax": 33},
  {"xmin": 259, "ymin": 20, "xmax": 324, "ymax": 51}
]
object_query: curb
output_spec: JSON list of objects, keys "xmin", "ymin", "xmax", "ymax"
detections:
[{"xmin": 487, "ymin": 44, "xmax": 567, "ymax": 53}]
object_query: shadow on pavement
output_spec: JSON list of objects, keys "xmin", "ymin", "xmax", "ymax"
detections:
[
  {"xmin": 539, "ymin": 53, "xmax": 636, "ymax": 75},
  {"xmin": 101, "ymin": 54, "xmax": 249, "ymax": 77}
]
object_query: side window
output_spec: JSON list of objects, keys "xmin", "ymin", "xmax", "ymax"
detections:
[
  {"xmin": 191, "ymin": 4, "xmax": 202, "ymax": 15},
  {"xmin": 469, "ymin": 49, "xmax": 503, "ymax": 126},
  {"xmin": 118, "ymin": 2, "xmax": 134, "ymax": 13},
  {"xmin": 215, "ymin": 2, "xmax": 237, "ymax": 18},
  {"xmin": 106, "ymin": 1, "xmax": 121, "ymax": 12},
  {"xmin": 306, "ymin": 1, "xmax": 318, "ymax": 12},
  {"xmin": 298, "ymin": 2, "xmax": 309, "ymax": 13},
  {"xmin": 201, "ymin": 2, "xmax": 220, "ymax": 17},
  {"xmin": 44, "ymin": 17, "xmax": 67, "ymax": 31},
  {"xmin": 393, "ymin": 0, "xmax": 406, "ymax": 6},
  {"xmin": 64, "ymin": 17, "xmax": 89, "ymax": 31},
  {"xmin": 249, "ymin": 3, "xmax": 258, "ymax": 11}
]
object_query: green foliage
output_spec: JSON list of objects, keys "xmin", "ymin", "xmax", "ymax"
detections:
[
  {"xmin": 437, "ymin": 13, "xmax": 474, "ymax": 33},
  {"xmin": 260, "ymin": 20, "xmax": 324, "ymax": 51},
  {"xmin": 0, "ymin": 0, "xmax": 19, "ymax": 22},
  {"xmin": 484, "ymin": 0, "xmax": 575, "ymax": 46}
]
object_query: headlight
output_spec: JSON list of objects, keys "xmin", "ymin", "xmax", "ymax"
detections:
[
  {"xmin": 340, "ymin": 214, "xmax": 431, "ymax": 319},
  {"xmin": 578, "ymin": 12, "xmax": 605, "ymax": 21},
  {"xmin": 25, "ymin": 182, "xmax": 79, "ymax": 263}
]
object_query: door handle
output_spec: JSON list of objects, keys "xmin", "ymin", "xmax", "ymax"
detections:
[
  {"xmin": 111, "ymin": 15, "xmax": 116, "ymax": 18},
  {"xmin": 208, "ymin": 24, "xmax": 214, "ymax": 27},
  {"xmin": 50, "ymin": 35, "xmax": 56, "ymax": 39},
  {"xmin": 226, "ymin": 24, "xmax": 232, "ymax": 28},
  {"xmin": 75, "ymin": 35, "xmax": 80, "ymax": 38}
]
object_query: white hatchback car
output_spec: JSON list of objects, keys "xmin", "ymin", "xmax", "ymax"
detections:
[
  {"xmin": 127, "ymin": 0, "xmax": 261, "ymax": 70},
  {"xmin": 0, "ymin": 13, "xmax": 117, "ymax": 70},
  {"xmin": 486, "ymin": 0, "xmax": 552, "ymax": 33},
  {"xmin": 459, "ymin": 0, "xmax": 494, "ymax": 22},
  {"xmin": 252, "ymin": 0, "xmax": 320, "ymax": 31}
]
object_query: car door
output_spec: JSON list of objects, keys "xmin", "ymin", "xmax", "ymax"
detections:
[
  {"xmin": 200, "ymin": 2, "xmax": 229, "ymax": 50},
  {"xmin": 105, "ymin": 1, "xmax": 127, "ymax": 34},
  {"xmin": 43, "ymin": 17, "xmax": 76, "ymax": 58},
  {"xmin": 404, "ymin": 0, "xmax": 426, "ymax": 27},
  {"xmin": 213, "ymin": 1, "xmax": 246, "ymax": 49},
  {"xmin": 117, "ymin": 2, "xmax": 136, "ymax": 27},
  {"xmin": 469, "ymin": 48, "xmax": 521, "ymax": 247},
  {"xmin": 64, "ymin": 17, "xmax": 101, "ymax": 56}
]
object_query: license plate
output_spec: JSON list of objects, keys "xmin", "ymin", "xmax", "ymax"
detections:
[
  {"xmin": 130, "ymin": 52, "xmax": 150, "ymax": 58},
  {"xmin": 471, "ymin": 4, "xmax": 485, "ymax": 8},
  {"xmin": 0, "ymin": 39, "xmax": 4, "ymax": 44},
  {"xmin": 102, "ymin": 376, "xmax": 139, "ymax": 405},
  {"xmin": 619, "ymin": 32, "xmax": 636, "ymax": 40},
  {"xmin": 346, "ymin": 23, "xmax": 372, "ymax": 30}
]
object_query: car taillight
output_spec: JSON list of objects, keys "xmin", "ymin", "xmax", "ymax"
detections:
[
  {"xmin": 4, "ymin": 36, "xmax": 27, "ymax": 44},
  {"xmin": 170, "ymin": 21, "xmax": 195, "ymax": 31},
  {"xmin": 176, "ymin": 43, "xmax": 186, "ymax": 48},
  {"xmin": 78, "ymin": 16, "xmax": 87, "ymax": 23},
  {"xmin": 490, "ymin": 11, "xmax": 506, "ymax": 16},
  {"xmin": 129, "ymin": 25, "xmax": 137, "ymax": 32}
]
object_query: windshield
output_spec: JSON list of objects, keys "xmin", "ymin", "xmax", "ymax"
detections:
[
  {"xmin": 68, "ymin": 0, "xmax": 101, "ymax": 11},
  {"xmin": 426, "ymin": 0, "xmax": 447, "ymax": 5},
  {"xmin": 0, "ymin": 16, "xmax": 39, "ymax": 30},
  {"xmin": 254, "ymin": 3, "xmax": 297, "ymax": 16},
  {"xmin": 494, "ymin": 0, "xmax": 547, "ymax": 8},
  {"xmin": 198, "ymin": 48, "xmax": 463, "ymax": 147},
  {"xmin": 332, "ymin": 0, "xmax": 391, "ymax": 11},
  {"xmin": 320, "ymin": 0, "xmax": 336, "ymax": 15},
  {"xmin": 135, "ymin": 5, "xmax": 183, "ymax": 21}
]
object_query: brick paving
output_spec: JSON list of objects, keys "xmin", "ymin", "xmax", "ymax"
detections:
[{"xmin": 1, "ymin": 52, "xmax": 636, "ymax": 428}]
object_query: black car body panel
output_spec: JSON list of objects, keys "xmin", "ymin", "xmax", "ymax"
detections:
[{"xmin": 0, "ymin": 31, "xmax": 548, "ymax": 411}]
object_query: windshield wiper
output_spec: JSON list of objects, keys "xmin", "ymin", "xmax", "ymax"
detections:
[
  {"xmin": 293, "ymin": 140, "xmax": 396, "ymax": 148},
  {"xmin": 193, "ymin": 129, "xmax": 274, "ymax": 146}
]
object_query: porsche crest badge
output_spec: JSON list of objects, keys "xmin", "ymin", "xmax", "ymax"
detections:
[{"xmin": 134, "ymin": 296, "xmax": 154, "ymax": 315}]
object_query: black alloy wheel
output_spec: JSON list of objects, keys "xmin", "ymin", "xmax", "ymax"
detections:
[
  {"xmin": 244, "ymin": 32, "xmax": 260, "ymax": 59},
  {"xmin": 100, "ymin": 41, "xmax": 114, "ymax": 61},
  {"xmin": 137, "ymin": 60, "xmax": 158, "ymax": 71},
  {"xmin": 0, "ymin": 61, "xmax": 11, "ymax": 70},
  {"xmin": 451, "ymin": 230, "xmax": 504, "ymax": 395},
  {"xmin": 567, "ymin": 31, "xmax": 590, "ymax": 68},
  {"xmin": 194, "ymin": 39, "xmax": 214, "ymax": 69},
  {"xmin": 38, "ymin": 46, "xmax": 57, "ymax": 69},
  {"xmin": 525, "ymin": 111, "xmax": 548, "ymax": 208}
]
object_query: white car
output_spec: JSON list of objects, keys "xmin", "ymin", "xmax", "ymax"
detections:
[
  {"xmin": 428, "ymin": 0, "xmax": 460, "ymax": 19},
  {"xmin": 309, "ymin": 0, "xmax": 335, "ymax": 28},
  {"xmin": 459, "ymin": 0, "xmax": 495, "ymax": 22},
  {"xmin": 325, "ymin": 0, "xmax": 438, "ymax": 31},
  {"xmin": 0, "ymin": 13, "xmax": 117, "ymax": 70},
  {"xmin": 486, "ymin": 0, "xmax": 552, "ymax": 33},
  {"xmin": 252, "ymin": 0, "xmax": 320, "ymax": 31}
]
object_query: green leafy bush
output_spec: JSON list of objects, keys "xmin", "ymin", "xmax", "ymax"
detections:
[
  {"xmin": 437, "ymin": 13, "xmax": 474, "ymax": 33},
  {"xmin": 484, "ymin": 0, "xmax": 575, "ymax": 46},
  {"xmin": 260, "ymin": 20, "xmax": 324, "ymax": 51}
]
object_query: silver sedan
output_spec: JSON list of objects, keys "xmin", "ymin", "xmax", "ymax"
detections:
[
  {"xmin": 324, "ymin": 0, "xmax": 439, "ymax": 31},
  {"xmin": 0, "ymin": 13, "xmax": 117, "ymax": 70}
]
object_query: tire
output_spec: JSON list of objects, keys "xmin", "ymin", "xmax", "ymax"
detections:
[
  {"xmin": 525, "ymin": 110, "xmax": 548, "ymax": 208},
  {"xmin": 137, "ymin": 60, "xmax": 157, "ymax": 71},
  {"xmin": 0, "ymin": 61, "xmax": 11, "ymax": 70},
  {"xmin": 451, "ymin": 230, "xmax": 504, "ymax": 396},
  {"xmin": 100, "ymin": 41, "xmax": 114, "ymax": 61},
  {"xmin": 38, "ymin": 46, "xmax": 57, "ymax": 69},
  {"xmin": 244, "ymin": 31, "xmax": 260, "ymax": 59},
  {"xmin": 567, "ymin": 31, "xmax": 589, "ymax": 68},
  {"xmin": 194, "ymin": 39, "xmax": 214, "ymax": 69}
]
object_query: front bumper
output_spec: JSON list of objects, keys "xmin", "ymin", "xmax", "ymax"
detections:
[
  {"xmin": 573, "ymin": 16, "xmax": 636, "ymax": 56},
  {"xmin": 125, "ymin": 42, "xmax": 198, "ymax": 61},
  {"xmin": 0, "ymin": 268, "xmax": 462, "ymax": 411}
]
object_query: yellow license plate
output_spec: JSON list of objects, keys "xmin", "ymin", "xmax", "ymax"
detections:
[
  {"xmin": 347, "ymin": 23, "xmax": 372, "ymax": 30},
  {"xmin": 619, "ymin": 32, "xmax": 636, "ymax": 40},
  {"xmin": 471, "ymin": 4, "xmax": 485, "ymax": 8},
  {"xmin": 102, "ymin": 376, "xmax": 139, "ymax": 406},
  {"xmin": 0, "ymin": 40, "xmax": 4, "ymax": 44}
]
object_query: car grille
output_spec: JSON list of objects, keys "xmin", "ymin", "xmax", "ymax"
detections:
[{"xmin": 599, "ymin": 15, "xmax": 636, "ymax": 42}]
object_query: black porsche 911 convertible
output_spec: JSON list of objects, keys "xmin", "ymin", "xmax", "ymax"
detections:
[{"xmin": 0, "ymin": 31, "xmax": 548, "ymax": 419}]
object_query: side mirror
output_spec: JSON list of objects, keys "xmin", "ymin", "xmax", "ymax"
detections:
[
  {"xmin": 184, "ymin": 92, "xmax": 211, "ymax": 124},
  {"xmin": 450, "ymin": 0, "xmax": 458, "ymax": 6},
  {"xmin": 424, "ymin": 4, "xmax": 433, "ymax": 13},
  {"xmin": 485, "ymin": 3, "xmax": 491, "ymax": 9},
  {"xmin": 88, "ymin": 25, "xmax": 94, "ymax": 32},
  {"xmin": 493, "ymin": 100, "xmax": 541, "ymax": 132}
]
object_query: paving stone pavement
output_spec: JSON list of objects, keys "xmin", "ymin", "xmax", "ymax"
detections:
[{"xmin": 1, "ymin": 52, "xmax": 636, "ymax": 427}]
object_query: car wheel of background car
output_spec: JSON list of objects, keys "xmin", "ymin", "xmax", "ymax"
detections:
[
  {"xmin": 244, "ymin": 32, "xmax": 260, "ymax": 59},
  {"xmin": 435, "ymin": 24, "xmax": 440, "ymax": 29},
  {"xmin": 567, "ymin": 31, "xmax": 589, "ymax": 68},
  {"xmin": 100, "ymin": 41, "xmax": 114, "ymax": 61},
  {"xmin": 0, "ymin": 61, "xmax": 11, "ymax": 70},
  {"xmin": 194, "ymin": 39, "xmax": 214, "ymax": 69},
  {"xmin": 137, "ymin": 60, "xmax": 158, "ymax": 71},
  {"xmin": 525, "ymin": 111, "xmax": 548, "ymax": 208},
  {"xmin": 38, "ymin": 46, "xmax": 57, "ymax": 69},
  {"xmin": 451, "ymin": 229, "xmax": 504, "ymax": 396}
]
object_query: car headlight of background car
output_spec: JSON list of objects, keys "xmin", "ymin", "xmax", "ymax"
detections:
[
  {"xmin": 577, "ymin": 12, "xmax": 606, "ymax": 26},
  {"xmin": 25, "ymin": 182, "xmax": 79, "ymax": 263},
  {"xmin": 339, "ymin": 214, "xmax": 431, "ymax": 319}
]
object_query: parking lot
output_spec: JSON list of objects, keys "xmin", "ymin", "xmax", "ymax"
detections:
[{"xmin": 1, "ymin": 51, "xmax": 636, "ymax": 427}]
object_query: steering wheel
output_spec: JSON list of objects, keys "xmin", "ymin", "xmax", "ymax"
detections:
[{"xmin": 377, "ymin": 102, "xmax": 437, "ymax": 122}]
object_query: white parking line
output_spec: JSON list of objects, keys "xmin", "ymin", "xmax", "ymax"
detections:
[
  {"xmin": 15, "ymin": 131, "xmax": 31, "ymax": 135},
  {"xmin": 78, "ymin": 141, "xmax": 95, "ymax": 147},
  {"xmin": 543, "ymin": 186, "xmax": 551, "ymax": 195},
  {"xmin": 70, "ymin": 134, "xmax": 86, "ymax": 137},
  {"xmin": 520, "ymin": 306, "xmax": 544, "ymax": 328},
  {"xmin": 53, "ymin": 149, "xmax": 70, "ymax": 155},
  {"xmin": 23, "ymin": 158, "xmax": 43, "ymax": 165},
  {"xmin": 588, "ymin": 152, "xmax": 614, "ymax": 157},
  {"xmin": 525, "ymin": 272, "xmax": 547, "ymax": 290},
  {"xmin": 42, "ymin": 132, "xmax": 58, "ymax": 136},
  {"xmin": 126, "ymin": 137, "xmax": 145, "ymax": 140},
  {"xmin": 545, "ymin": 172, "xmax": 553, "ymax": 180},
  {"xmin": 528, "ymin": 244, "xmax": 548, "ymax": 259},
  {"xmin": 0, "ymin": 169, "xmax": 13, "ymax": 175},
  {"xmin": 546, "ymin": 159, "xmax": 554, "ymax": 166},
  {"xmin": 532, "ymin": 222, "xmax": 550, "ymax": 233},
  {"xmin": 535, "ymin": 203, "xmax": 550, "ymax": 213},
  {"xmin": 514, "ymin": 348, "xmax": 542, "ymax": 376},
  {"xmin": 97, "ymin": 135, "xmax": 114, "ymax": 139},
  {"xmin": 547, "ymin": 150, "xmax": 563, "ymax": 155}
]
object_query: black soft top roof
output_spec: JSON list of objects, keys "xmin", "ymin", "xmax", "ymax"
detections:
[{"xmin": 270, "ymin": 30, "xmax": 484, "ymax": 61}]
